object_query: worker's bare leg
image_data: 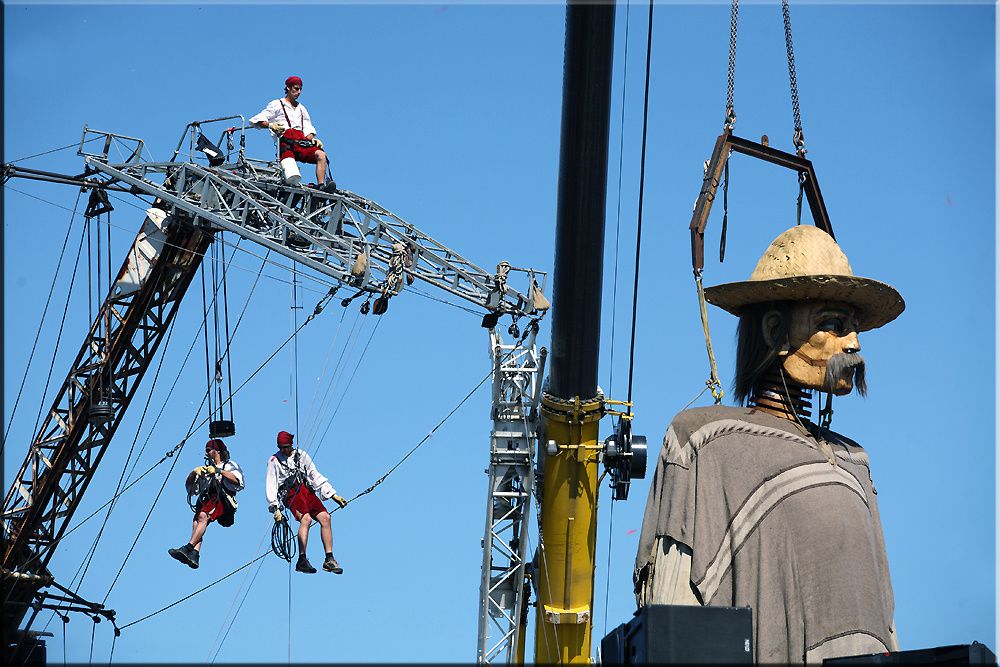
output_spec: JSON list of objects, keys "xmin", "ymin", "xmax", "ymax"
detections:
[
  {"xmin": 298, "ymin": 512, "xmax": 312, "ymax": 554},
  {"xmin": 190, "ymin": 511, "xmax": 210, "ymax": 552},
  {"xmin": 315, "ymin": 150, "xmax": 328, "ymax": 185},
  {"xmin": 316, "ymin": 511, "xmax": 333, "ymax": 553}
]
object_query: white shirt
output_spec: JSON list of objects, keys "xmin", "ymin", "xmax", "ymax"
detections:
[
  {"xmin": 249, "ymin": 98, "xmax": 317, "ymax": 137},
  {"xmin": 185, "ymin": 459, "xmax": 245, "ymax": 497},
  {"xmin": 265, "ymin": 448, "xmax": 336, "ymax": 512}
]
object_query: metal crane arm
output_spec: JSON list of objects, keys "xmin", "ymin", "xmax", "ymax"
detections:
[{"xmin": 83, "ymin": 152, "xmax": 544, "ymax": 318}]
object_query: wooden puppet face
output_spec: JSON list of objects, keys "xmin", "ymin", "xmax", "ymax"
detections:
[{"xmin": 770, "ymin": 301, "xmax": 864, "ymax": 395}]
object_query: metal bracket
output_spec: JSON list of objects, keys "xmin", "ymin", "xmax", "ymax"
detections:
[{"xmin": 689, "ymin": 128, "xmax": 836, "ymax": 274}]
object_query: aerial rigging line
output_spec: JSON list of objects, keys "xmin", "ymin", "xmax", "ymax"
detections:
[
  {"xmin": 116, "ymin": 341, "xmax": 527, "ymax": 633},
  {"xmin": 310, "ymin": 317, "xmax": 383, "ymax": 460},
  {"xmin": 298, "ymin": 307, "xmax": 352, "ymax": 447},
  {"xmin": 23, "ymin": 201, "xmax": 90, "ymax": 454},
  {"xmin": 14, "ymin": 282, "xmax": 339, "ymax": 581},
  {"xmin": 116, "ymin": 551, "xmax": 271, "ymax": 632},
  {"xmin": 3, "ymin": 135, "xmax": 102, "ymax": 164},
  {"xmin": 68, "ymin": 312, "xmax": 182, "ymax": 599},
  {"xmin": 101, "ymin": 286, "xmax": 341, "ymax": 601},
  {"xmin": 102, "ymin": 382, "xmax": 214, "ymax": 603},
  {"xmin": 604, "ymin": 0, "xmax": 632, "ymax": 639},
  {"xmin": 624, "ymin": 0, "xmax": 654, "ymax": 416},
  {"xmin": 63, "ymin": 236, "xmax": 254, "ymax": 610},
  {"xmin": 7, "ymin": 182, "xmax": 341, "ymax": 299},
  {"xmin": 207, "ymin": 530, "xmax": 271, "ymax": 663},
  {"xmin": 1, "ymin": 188, "xmax": 83, "ymax": 451},
  {"xmin": 608, "ymin": 0, "xmax": 632, "ymax": 399},
  {"xmin": 291, "ymin": 263, "xmax": 302, "ymax": 438}
]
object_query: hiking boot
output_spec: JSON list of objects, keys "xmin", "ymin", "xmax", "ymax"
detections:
[
  {"xmin": 295, "ymin": 556, "xmax": 317, "ymax": 574},
  {"xmin": 323, "ymin": 556, "xmax": 343, "ymax": 574},
  {"xmin": 168, "ymin": 544, "xmax": 199, "ymax": 569},
  {"xmin": 321, "ymin": 180, "xmax": 337, "ymax": 194}
]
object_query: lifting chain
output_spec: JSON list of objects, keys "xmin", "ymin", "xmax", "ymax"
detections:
[
  {"xmin": 724, "ymin": 0, "xmax": 739, "ymax": 129},
  {"xmin": 722, "ymin": 0, "xmax": 807, "ymax": 158},
  {"xmin": 782, "ymin": 0, "xmax": 806, "ymax": 156}
]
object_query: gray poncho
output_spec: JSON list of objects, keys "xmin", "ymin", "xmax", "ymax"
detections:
[{"xmin": 635, "ymin": 406, "xmax": 895, "ymax": 664}]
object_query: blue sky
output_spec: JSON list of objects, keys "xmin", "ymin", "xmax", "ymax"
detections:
[{"xmin": 3, "ymin": 1, "xmax": 995, "ymax": 663}]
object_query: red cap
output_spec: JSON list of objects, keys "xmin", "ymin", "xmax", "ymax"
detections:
[
  {"xmin": 285, "ymin": 76, "xmax": 302, "ymax": 89},
  {"xmin": 277, "ymin": 430, "xmax": 294, "ymax": 445},
  {"xmin": 206, "ymin": 438, "xmax": 227, "ymax": 453}
]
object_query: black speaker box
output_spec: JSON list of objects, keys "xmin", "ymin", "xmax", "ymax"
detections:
[
  {"xmin": 824, "ymin": 642, "xmax": 997, "ymax": 665},
  {"xmin": 601, "ymin": 604, "xmax": 753, "ymax": 664}
]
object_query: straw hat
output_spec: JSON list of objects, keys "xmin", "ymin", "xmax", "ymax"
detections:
[{"xmin": 703, "ymin": 225, "xmax": 904, "ymax": 331}]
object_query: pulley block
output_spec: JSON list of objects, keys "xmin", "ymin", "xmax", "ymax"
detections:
[
  {"xmin": 88, "ymin": 399, "xmax": 114, "ymax": 425},
  {"xmin": 209, "ymin": 419, "xmax": 236, "ymax": 438},
  {"xmin": 602, "ymin": 418, "xmax": 647, "ymax": 501}
]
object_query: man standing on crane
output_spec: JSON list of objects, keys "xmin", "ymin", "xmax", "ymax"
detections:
[
  {"xmin": 250, "ymin": 75, "xmax": 333, "ymax": 191},
  {"xmin": 168, "ymin": 438, "xmax": 245, "ymax": 569},
  {"xmin": 634, "ymin": 226, "xmax": 904, "ymax": 663},
  {"xmin": 265, "ymin": 430, "xmax": 348, "ymax": 574}
]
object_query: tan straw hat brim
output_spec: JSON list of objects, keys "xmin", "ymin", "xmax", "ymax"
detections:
[{"xmin": 704, "ymin": 274, "xmax": 905, "ymax": 331}]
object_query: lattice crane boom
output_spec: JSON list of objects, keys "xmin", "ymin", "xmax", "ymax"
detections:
[{"xmin": 2, "ymin": 125, "xmax": 547, "ymax": 660}]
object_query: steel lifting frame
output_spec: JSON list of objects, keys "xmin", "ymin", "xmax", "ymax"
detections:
[{"xmin": 477, "ymin": 325, "xmax": 546, "ymax": 664}]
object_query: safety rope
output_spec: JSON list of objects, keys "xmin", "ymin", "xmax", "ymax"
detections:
[
  {"xmin": 695, "ymin": 274, "xmax": 725, "ymax": 403},
  {"xmin": 271, "ymin": 510, "xmax": 296, "ymax": 562}
]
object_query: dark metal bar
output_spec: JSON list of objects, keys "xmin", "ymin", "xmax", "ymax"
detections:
[
  {"xmin": 547, "ymin": 0, "xmax": 616, "ymax": 401},
  {"xmin": 688, "ymin": 131, "xmax": 835, "ymax": 273},
  {"xmin": 2, "ymin": 165, "xmax": 132, "ymax": 192}
]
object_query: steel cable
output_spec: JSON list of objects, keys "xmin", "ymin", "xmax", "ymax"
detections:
[
  {"xmin": 310, "ymin": 316, "xmax": 382, "ymax": 460},
  {"xmin": 1, "ymin": 188, "xmax": 83, "ymax": 452},
  {"xmin": 117, "ymin": 342, "xmax": 521, "ymax": 633}
]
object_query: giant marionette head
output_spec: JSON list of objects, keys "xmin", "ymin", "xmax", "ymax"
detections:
[{"xmin": 703, "ymin": 225, "xmax": 905, "ymax": 404}]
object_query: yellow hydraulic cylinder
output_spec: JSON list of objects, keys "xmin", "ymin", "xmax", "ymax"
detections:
[{"xmin": 534, "ymin": 393, "xmax": 604, "ymax": 664}]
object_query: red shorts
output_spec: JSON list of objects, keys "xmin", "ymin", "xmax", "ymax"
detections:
[
  {"xmin": 279, "ymin": 128, "xmax": 320, "ymax": 163},
  {"xmin": 197, "ymin": 496, "xmax": 225, "ymax": 523},
  {"xmin": 285, "ymin": 483, "xmax": 328, "ymax": 519}
]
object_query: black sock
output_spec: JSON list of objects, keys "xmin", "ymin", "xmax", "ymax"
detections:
[{"xmin": 326, "ymin": 552, "xmax": 333, "ymax": 559}]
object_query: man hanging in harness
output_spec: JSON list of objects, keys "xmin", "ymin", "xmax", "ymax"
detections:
[
  {"xmin": 250, "ymin": 75, "xmax": 334, "ymax": 192},
  {"xmin": 168, "ymin": 438, "xmax": 245, "ymax": 569},
  {"xmin": 265, "ymin": 430, "xmax": 348, "ymax": 574}
]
